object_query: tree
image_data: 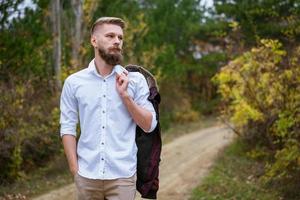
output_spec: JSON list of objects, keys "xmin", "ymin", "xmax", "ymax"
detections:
[
  {"xmin": 70, "ymin": 0, "xmax": 83, "ymax": 68},
  {"xmin": 51, "ymin": 0, "xmax": 62, "ymax": 89},
  {"xmin": 214, "ymin": 0, "xmax": 300, "ymax": 45}
]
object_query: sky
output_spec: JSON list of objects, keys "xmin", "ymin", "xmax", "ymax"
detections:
[
  {"xmin": 7, "ymin": 0, "xmax": 37, "ymax": 22},
  {"xmin": 201, "ymin": 0, "xmax": 214, "ymax": 8},
  {"xmin": 18, "ymin": 0, "xmax": 37, "ymax": 11}
]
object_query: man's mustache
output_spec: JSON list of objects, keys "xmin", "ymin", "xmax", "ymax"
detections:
[{"xmin": 109, "ymin": 47, "xmax": 122, "ymax": 52}]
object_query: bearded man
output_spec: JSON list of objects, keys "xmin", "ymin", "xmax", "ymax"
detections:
[{"xmin": 59, "ymin": 17, "xmax": 157, "ymax": 200}]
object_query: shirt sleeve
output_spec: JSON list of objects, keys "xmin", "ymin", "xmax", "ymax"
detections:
[
  {"xmin": 60, "ymin": 78, "xmax": 78, "ymax": 137},
  {"xmin": 134, "ymin": 74, "xmax": 158, "ymax": 133}
]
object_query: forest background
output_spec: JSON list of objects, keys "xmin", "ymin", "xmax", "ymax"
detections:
[{"xmin": 0, "ymin": 0, "xmax": 299, "ymax": 199}]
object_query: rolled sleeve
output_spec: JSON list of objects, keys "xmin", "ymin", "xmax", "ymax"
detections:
[
  {"xmin": 148, "ymin": 111, "xmax": 157, "ymax": 132},
  {"xmin": 60, "ymin": 78, "xmax": 78, "ymax": 137},
  {"xmin": 134, "ymin": 74, "xmax": 158, "ymax": 133}
]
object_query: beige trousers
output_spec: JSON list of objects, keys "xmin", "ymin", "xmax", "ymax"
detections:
[{"xmin": 74, "ymin": 173, "xmax": 136, "ymax": 200}]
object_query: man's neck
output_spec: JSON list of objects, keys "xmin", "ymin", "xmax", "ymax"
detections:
[{"xmin": 94, "ymin": 55, "xmax": 113, "ymax": 77}]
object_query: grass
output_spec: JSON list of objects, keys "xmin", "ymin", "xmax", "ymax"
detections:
[
  {"xmin": 190, "ymin": 139, "xmax": 283, "ymax": 200},
  {"xmin": 0, "ymin": 115, "xmax": 219, "ymax": 199}
]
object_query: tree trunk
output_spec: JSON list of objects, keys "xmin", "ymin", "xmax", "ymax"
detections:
[
  {"xmin": 71, "ymin": 0, "xmax": 83, "ymax": 68},
  {"xmin": 51, "ymin": 0, "xmax": 61, "ymax": 90}
]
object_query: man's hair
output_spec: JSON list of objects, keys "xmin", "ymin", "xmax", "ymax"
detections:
[{"xmin": 91, "ymin": 17, "xmax": 125, "ymax": 35}]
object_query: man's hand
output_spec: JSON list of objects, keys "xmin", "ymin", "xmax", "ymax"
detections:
[
  {"xmin": 70, "ymin": 165, "xmax": 78, "ymax": 176},
  {"xmin": 116, "ymin": 72, "xmax": 129, "ymax": 98}
]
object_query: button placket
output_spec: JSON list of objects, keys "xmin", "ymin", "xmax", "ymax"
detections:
[{"xmin": 99, "ymin": 78, "xmax": 107, "ymax": 178}]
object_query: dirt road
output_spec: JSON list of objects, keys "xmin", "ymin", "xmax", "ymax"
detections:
[{"xmin": 33, "ymin": 125, "xmax": 234, "ymax": 200}]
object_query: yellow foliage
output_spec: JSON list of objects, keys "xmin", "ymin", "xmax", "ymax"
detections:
[
  {"xmin": 213, "ymin": 39, "xmax": 300, "ymax": 182},
  {"xmin": 246, "ymin": 148, "xmax": 269, "ymax": 160},
  {"xmin": 213, "ymin": 39, "xmax": 291, "ymax": 130},
  {"xmin": 228, "ymin": 21, "xmax": 239, "ymax": 30},
  {"xmin": 230, "ymin": 100, "xmax": 264, "ymax": 126}
]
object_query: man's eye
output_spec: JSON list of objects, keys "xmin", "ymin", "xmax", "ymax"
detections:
[
  {"xmin": 107, "ymin": 35, "xmax": 114, "ymax": 38},
  {"xmin": 118, "ymin": 37, "xmax": 123, "ymax": 40}
]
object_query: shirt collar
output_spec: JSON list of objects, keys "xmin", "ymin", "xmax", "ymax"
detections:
[
  {"xmin": 87, "ymin": 59, "xmax": 97, "ymax": 75},
  {"xmin": 88, "ymin": 59, "xmax": 127, "ymax": 78}
]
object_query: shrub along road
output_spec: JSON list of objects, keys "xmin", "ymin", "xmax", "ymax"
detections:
[{"xmin": 33, "ymin": 125, "xmax": 234, "ymax": 200}]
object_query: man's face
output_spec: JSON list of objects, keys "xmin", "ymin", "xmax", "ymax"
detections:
[{"xmin": 92, "ymin": 23, "xmax": 124, "ymax": 66}]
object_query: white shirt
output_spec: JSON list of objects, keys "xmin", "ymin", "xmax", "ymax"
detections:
[{"xmin": 60, "ymin": 59, "xmax": 157, "ymax": 180}]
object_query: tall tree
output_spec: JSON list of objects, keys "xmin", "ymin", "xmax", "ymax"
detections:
[
  {"xmin": 70, "ymin": 0, "xmax": 83, "ymax": 68},
  {"xmin": 51, "ymin": 0, "xmax": 62, "ymax": 89}
]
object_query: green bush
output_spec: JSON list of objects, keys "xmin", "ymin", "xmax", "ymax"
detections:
[
  {"xmin": 213, "ymin": 39, "xmax": 300, "ymax": 191},
  {"xmin": 0, "ymin": 77, "xmax": 61, "ymax": 183}
]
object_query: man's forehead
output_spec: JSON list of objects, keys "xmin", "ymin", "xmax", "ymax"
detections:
[{"xmin": 95, "ymin": 23, "xmax": 123, "ymax": 35}]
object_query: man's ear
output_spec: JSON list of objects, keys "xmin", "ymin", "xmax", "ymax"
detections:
[{"xmin": 91, "ymin": 35, "xmax": 97, "ymax": 48}]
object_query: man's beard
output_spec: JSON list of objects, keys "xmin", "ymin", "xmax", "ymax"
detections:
[{"xmin": 98, "ymin": 46, "xmax": 123, "ymax": 66}]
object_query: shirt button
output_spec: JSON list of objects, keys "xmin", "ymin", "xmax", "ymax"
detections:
[
  {"xmin": 101, "ymin": 158, "xmax": 104, "ymax": 161},
  {"xmin": 101, "ymin": 142, "xmax": 104, "ymax": 145},
  {"xmin": 103, "ymin": 95, "xmax": 106, "ymax": 98},
  {"xmin": 102, "ymin": 126, "xmax": 105, "ymax": 129},
  {"xmin": 102, "ymin": 110, "xmax": 105, "ymax": 113},
  {"xmin": 103, "ymin": 80, "xmax": 106, "ymax": 82}
]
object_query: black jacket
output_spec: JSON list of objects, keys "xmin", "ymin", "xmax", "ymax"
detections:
[{"xmin": 126, "ymin": 65, "xmax": 162, "ymax": 199}]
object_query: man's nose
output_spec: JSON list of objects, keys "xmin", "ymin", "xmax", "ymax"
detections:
[{"xmin": 113, "ymin": 36, "xmax": 121, "ymax": 44}]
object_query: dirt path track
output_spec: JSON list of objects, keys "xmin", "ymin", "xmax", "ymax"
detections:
[{"xmin": 34, "ymin": 125, "xmax": 234, "ymax": 200}]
